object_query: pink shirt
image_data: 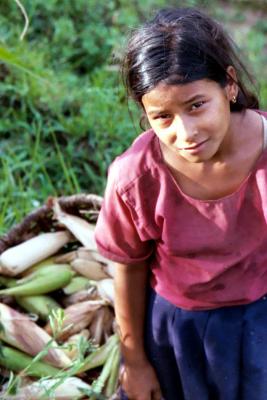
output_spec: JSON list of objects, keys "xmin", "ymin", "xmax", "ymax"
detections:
[{"xmin": 95, "ymin": 111, "xmax": 267, "ymax": 310}]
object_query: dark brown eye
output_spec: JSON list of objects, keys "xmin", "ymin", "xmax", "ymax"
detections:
[
  {"xmin": 155, "ymin": 114, "xmax": 171, "ymax": 120},
  {"xmin": 191, "ymin": 101, "xmax": 204, "ymax": 111}
]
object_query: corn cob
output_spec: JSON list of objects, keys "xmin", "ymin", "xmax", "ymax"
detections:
[
  {"xmin": 62, "ymin": 287, "xmax": 98, "ymax": 307},
  {"xmin": 0, "ymin": 344, "xmax": 60, "ymax": 378},
  {"xmin": 0, "ymin": 264, "xmax": 73, "ymax": 296},
  {"xmin": 21, "ymin": 256, "xmax": 56, "ymax": 276},
  {"xmin": 54, "ymin": 250, "xmax": 77, "ymax": 264},
  {"xmin": 96, "ymin": 279, "xmax": 115, "ymax": 305},
  {"xmin": 15, "ymin": 295, "xmax": 61, "ymax": 320},
  {"xmin": 62, "ymin": 276, "xmax": 90, "ymax": 295},
  {"xmin": 89, "ymin": 306, "xmax": 114, "ymax": 345},
  {"xmin": 52, "ymin": 199, "xmax": 97, "ymax": 250},
  {"xmin": 3, "ymin": 377, "xmax": 92, "ymax": 399},
  {"xmin": 76, "ymin": 247, "xmax": 115, "ymax": 277},
  {"xmin": 64, "ymin": 329, "xmax": 90, "ymax": 360},
  {"xmin": 0, "ymin": 302, "xmax": 72, "ymax": 368},
  {"xmin": 45, "ymin": 299, "xmax": 106, "ymax": 341},
  {"xmin": 70, "ymin": 258, "xmax": 110, "ymax": 280},
  {"xmin": 0, "ymin": 231, "xmax": 72, "ymax": 276}
]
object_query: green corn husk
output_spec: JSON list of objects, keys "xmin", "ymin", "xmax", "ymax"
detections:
[
  {"xmin": 0, "ymin": 276, "xmax": 17, "ymax": 288},
  {"xmin": 17, "ymin": 263, "xmax": 72, "ymax": 285},
  {"xmin": 62, "ymin": 276, "xmax": 90, "ymax": 295},
  {"xmin": 0, "ymin": 264, "xmax": 73, "ymax": 296},
  {"xmin": 15, "ymin": 295, "xmax": 61, "ymax": 320},
  {"xmin": 0, "ymin": 344, "xmax": 60, "ymax": 377},
  {"xmin": 78, "ymin": 334, "xmax": 119, "ymax": 373},
  {"xmin": 21, "ymin": 256, "xmax": 57, "ymax": 276}
]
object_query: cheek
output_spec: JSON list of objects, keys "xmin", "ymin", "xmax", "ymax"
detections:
[
  {"xmin": 203, "ymin": 101, "xmax": 230, "ymax": 134},
  {"xmin": 156, "ymin": 130, "xmax": 174, "ymax": 146}
]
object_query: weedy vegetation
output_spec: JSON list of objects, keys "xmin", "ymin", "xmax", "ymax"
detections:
[{"xmin": 0, "ymin": 0, "xmax": 266, "ymax": 234}]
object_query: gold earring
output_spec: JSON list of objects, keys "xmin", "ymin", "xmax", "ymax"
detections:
[{"xmin": 232, "ymin": 96, "xmax": 237, "ymax": 103}]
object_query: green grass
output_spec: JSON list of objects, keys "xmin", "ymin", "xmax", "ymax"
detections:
[{"xmin": 0, "ymin": 0, "xmax": 266, "ymax": 234}]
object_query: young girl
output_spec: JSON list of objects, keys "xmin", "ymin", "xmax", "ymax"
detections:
[{"xmin": 95, "ymin": 7, "xmax": 267, "ymax": 400}]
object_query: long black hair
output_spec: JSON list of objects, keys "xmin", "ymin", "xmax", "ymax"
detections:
[{"xmin": 122, "ymin": 8, "xmax": 259, "ymax": 112}]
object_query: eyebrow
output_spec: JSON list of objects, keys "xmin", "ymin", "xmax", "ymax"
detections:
[{"xmin": 147, "ymin": 94, "xmax": 205, "ymax": 116}]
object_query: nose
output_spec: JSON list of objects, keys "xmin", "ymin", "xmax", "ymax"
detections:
[{"xmin": 173, "ymin": 116, "xmax": 197, "ymax": 144}]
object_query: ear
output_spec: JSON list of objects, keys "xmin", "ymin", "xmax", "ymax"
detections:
[{"xmin": 225, "ymin": 65, "xmax": 238, "ymax": 101}]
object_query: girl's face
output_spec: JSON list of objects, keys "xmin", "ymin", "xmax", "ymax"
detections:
[{"xmin": 141, "ymin": 78, "xmax": 237, "ymax": 164}]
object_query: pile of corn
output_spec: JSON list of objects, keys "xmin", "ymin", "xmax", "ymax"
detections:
[{"xmin": 0, "ymin": 197, "xmax": 120, "ymax": 400}]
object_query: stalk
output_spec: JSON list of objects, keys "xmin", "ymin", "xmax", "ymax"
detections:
[
  {"xmin": 78, "ymin": 334, "xmax": 119, "ymax": 373},
  {"xmin": 104, "ymin": 344, "xmax": 120, "ymax": 397},
  {"xmin": 92, "ymin": 341, "xmax": 119, "ymax": 395}
]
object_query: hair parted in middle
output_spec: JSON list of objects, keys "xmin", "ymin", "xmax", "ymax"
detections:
[{"xmin": 122, "ymin": 7, "xmax": 259, "ymax": 112}]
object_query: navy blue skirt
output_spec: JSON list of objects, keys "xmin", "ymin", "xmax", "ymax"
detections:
[{"xmin": 121, "ymin": 289, "xmax": 267, "ymax": 400}]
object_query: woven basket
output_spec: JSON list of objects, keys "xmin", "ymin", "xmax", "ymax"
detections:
[
  {"xmin": 0, "ymin": 193, "xmax": 103, "ymax": 254},
  {"xmin": 0, "ymin": 193, "xmax": 123, "ymax": 399}
]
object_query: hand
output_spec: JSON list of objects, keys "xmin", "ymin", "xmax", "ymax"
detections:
[{"xmin": 120, "ymin": 360, "xmax": 162, "ymax": 400}]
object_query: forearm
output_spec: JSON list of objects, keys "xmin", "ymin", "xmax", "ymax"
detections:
[{"xmin": 114, "ymin": 261, "xmax": 149, "ymax": 366}]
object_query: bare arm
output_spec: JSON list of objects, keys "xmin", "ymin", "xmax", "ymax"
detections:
[{"xmin": 114, "ymin": 262, "xmax": 162, "ymax": 400}]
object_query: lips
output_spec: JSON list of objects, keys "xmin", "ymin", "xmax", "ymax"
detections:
[{"xmin": 180, "ymin": 139, "xmax": 209, "ymax": 150}]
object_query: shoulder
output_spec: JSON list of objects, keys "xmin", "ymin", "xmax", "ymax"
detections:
[
  {"xmin": 254, "ymin": 109, "xmax": 267, "ymax": 119},
  {"xmin": 108, "ymin": 129, "xmax": 161, "ymax": 194}
]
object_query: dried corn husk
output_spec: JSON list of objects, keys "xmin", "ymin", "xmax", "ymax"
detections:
[
  {"xmin": 0, "ymin": 303, "xmax": 72, "ymax": 368},
  {"xmin": 45, "ymin": 299, "xmax": 106, "ymax": 341},
  {"xmin": 70, "ymin": 258, "xmax": 110, "ymax": 280},
  {"xmin": 76, "ymin": 248, "xmax": 115, "ymax": 277},
  {"xmin": 89, "ymin": 307, "xmax": 114, "ymax": 345},
  {"xmin": 0, "ymin": 193, "xmax": 121, "ymax": 399},
  {"xmin": 64, "ymin": 329, "xmax": 90, "ymax": 360},
  {"xmin": 52, "ymin": 199, "xmax": 97, "ymax": 250},
  {"xmin": 96, "ymin": 279, "xmax": 115, "ymax": 305},
  {"xmin": 62, "ymin": 287, "xmax": 98, "ymax": 307}
]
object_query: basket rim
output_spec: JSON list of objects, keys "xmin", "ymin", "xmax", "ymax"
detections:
[{"xmin": 0, "ymin": 193, "xmax": 103, "ymax": 254}]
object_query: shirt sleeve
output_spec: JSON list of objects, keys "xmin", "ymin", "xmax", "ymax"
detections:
[{"xmin": 94, "ymin": 164, "xmax": 154, "ymax": 264}]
